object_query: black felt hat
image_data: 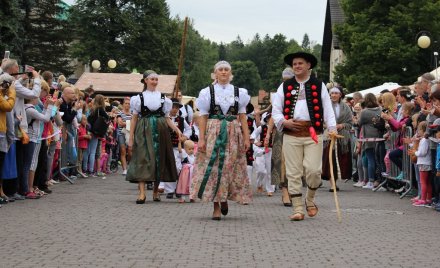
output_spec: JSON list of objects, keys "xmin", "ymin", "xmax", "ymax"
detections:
[
  {"xmin": 284, "ymin": 52, "xmax": 317, "ymax": 69},
  {"xmin": 171, "ymin": 98, "xmax": 183, "ymax": 108}
]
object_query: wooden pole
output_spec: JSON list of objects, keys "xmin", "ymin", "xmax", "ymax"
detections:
[
  {"xmin": 174, "ymin": 17, "xmax": 189, "ymax": 98},
  {"xmin": 329, "ymin": 134, "xmax": 344, "ymax": 223}
]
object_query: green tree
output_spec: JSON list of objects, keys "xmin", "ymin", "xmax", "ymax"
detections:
[
  {"xmin": 19, "ymin": 0, "xmax": 72, "ymax": 74},
  {"xmin": 69, "ymin": 0, "xmax": 129, "ymax": 73},
  {"xmin": 231, "ymin": 60, "xmax": 261, "ymax": 96},
  {"xmin": 301, "ymin": 33, "xmax": 311, "ymax": 52},
  {"xmin": 0, "ymin": 0, "xmax": 23, "ymax": 55},
  {"xmin": 69, "ymin": 0, "xmax": 178, "ymax": 74},
  {"xmin": 334, "ymin": 0, "xmax": 440, "ymax": 91}
]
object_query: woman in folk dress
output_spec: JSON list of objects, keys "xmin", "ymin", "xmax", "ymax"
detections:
[
  {"xmin": 127, "ymin": 70, "xmax": 182, "ymax": 204},
  {"xmin": 190, "ymin": 61, "xmax": 252, "ymax": 220}
]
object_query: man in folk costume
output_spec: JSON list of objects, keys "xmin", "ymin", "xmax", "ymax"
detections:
[
  {"xmin": 272, "ymin": 52, "xmax": 337, "ymax": 221},
  {"xmin": 160, "ymin": 98, "xmax": 192, "ymax": 199}
]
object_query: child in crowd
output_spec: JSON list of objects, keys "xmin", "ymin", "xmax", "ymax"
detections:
[
  {"xmin": 428, "ymin": 120, "xmax": 440, "ymax": 211},
  {"xmin": 251, "ymin": 112, "xmax": 275, "ymax": 196},
  {"xmin": 78, "ymin": 115, "xmax": 91, "ymax": 175},
  {"xmin": 176, "ymin": 140, "xmax": 196, "ymax": 203},
  {"xmin": 409, "ymin": 121, "xmax": 432, "ymax": 207},
  {"xmin": 246, "ymin": 103, "xmax": 256, "ymax": 187},
  {"xmin": 404, "ymin": 113, "xmax": 421, "ymax": 201},
  {"xmin": 159, "ymin": 98, "xmax": 191, "ymax": 199}
]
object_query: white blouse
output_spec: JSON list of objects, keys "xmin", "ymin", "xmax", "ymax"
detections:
[
  {"xmin": 130, "ymin": 90, "xmax": 172, "ymax": 116},
  {"xmin": 196, "ymin": 83, "xmax": 250, "ymax": 116}
]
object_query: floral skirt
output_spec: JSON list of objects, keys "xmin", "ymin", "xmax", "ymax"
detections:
[{"xmin": 190, "ymin": 118, "xmax": 252, "ymax": 203}]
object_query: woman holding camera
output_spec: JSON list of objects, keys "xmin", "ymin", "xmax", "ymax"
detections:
[{"xmin": 321, "ymin": 86, "xmax": 353, "ymax": 191}]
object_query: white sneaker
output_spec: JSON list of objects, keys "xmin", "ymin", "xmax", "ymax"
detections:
[
  {"xmin": 362, "ymin": 182, "xmax": 374, "ymax": 189},
  {"xmin": 376, "ymin": 186, "xmax": 387, "ymax": 192},
  {"xmin": 353, "ymin": 181, "xmax": 363, "ymax": 187},
  {"xmin": 49, "ymin": 179, "xmax": 59, "ymax": 184},
  {"xmin": 122, "ymin": 170, "xmax": 127, "ymax": 175}
]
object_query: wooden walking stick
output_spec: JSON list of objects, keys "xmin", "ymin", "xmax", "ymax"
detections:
[{"xmin": 329, "ymin": 133, "xmax": 344, "ymax": 223}]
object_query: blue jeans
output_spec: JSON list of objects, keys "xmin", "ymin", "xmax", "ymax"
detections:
[
  {"xmin": 364, "ymin": 148, "xmax": 376, "ymax": 182},
  {"xmin": 83, "ymin": 136, "xmax": 99, "ymax": 173},
  {"xmin": 22, "ymin": 142, "xmax": 36, "ymax": 193},
  {"xmin": 414, "ymin": 164, "xmax": 421, "ymax": 197}
]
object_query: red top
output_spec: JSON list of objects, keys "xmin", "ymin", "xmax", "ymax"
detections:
[{"xmin": 78, "ymin": 125, "xmax": 89, "ymax": 149}]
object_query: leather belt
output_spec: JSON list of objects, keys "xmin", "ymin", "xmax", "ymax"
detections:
[{"xmin": 283, "ymin": 121, "xmax": 321, "ymax": 137}]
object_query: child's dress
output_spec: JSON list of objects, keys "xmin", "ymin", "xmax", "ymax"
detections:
[{"xmin": 176, "ymin": 152, "xmax": 195, "ymax": 195}]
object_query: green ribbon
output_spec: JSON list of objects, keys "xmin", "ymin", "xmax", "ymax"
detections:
[
  {"xmin": 198, "ymin": 114, "xmax": 237, "ymax": 200},
  {"xmin": 141, "ymin": 114, "xmax": 162, "ymax": 181}
]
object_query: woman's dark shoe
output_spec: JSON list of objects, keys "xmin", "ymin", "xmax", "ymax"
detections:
[
  {"xmin": 136, "ymin": 196, "xmax": 146, "ymax": 204},
  {"xmin": 329, "ymin": 186, "xmax": 340, "ymax": 192},
  {"xmin": 282, "ymin": 190, "xmax": 292, "ymax": 207},
  {"xmin": 220, "ymin": 202, "xmax": 228, "ymax": 216},
  {"xmin": 153, "ymin": 192, "xmax": 161, "ymax": 202},
  {"xmin": 211, "ymin": 216, "xmax": 221, "ymax": 221}
]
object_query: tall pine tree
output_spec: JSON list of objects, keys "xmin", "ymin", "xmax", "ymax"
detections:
[{"xmin": 19, "ymin": 0, "xmax": 72, "ymax": 74}]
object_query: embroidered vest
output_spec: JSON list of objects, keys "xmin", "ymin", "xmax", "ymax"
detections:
[
  {"xmin": 282, "ymin": 77, "xmax": 324, "ymax": 133},
  {"xmin": 246, "ymin": 115, "xmax": 255, "ymax": 165},
  {"xmin": 139, "ymin": 92, "xmax": 165, "ymax": 117},
  {"xmin": 260, "ymin": 125, "xmax": 273, "ymax": 148},
  {"xmin": 208, "ymin": 84, "xmax": 239, "ymax": 116},
  {"xmin": 170, "ymin": 115, "xmax": 184, "ymax": 147}
]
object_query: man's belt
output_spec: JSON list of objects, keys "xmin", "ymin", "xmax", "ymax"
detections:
[{"xmin": 283, "ymin": 121, "xmax": 323, "ymax": 137}]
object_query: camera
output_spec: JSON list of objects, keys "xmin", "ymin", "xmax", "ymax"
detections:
[{"xmin": 382, "ymin": 108, "xmax": 389, "ymax": 113}]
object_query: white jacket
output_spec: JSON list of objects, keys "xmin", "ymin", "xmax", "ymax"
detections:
[{"xmin": 415, "ymin": 138, "xmax": 432, "ymax": 166}]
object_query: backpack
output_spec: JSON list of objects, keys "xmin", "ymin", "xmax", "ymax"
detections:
[{"xmin": 92, "ymin": 109, "xmax": 109, "ymax": 137}]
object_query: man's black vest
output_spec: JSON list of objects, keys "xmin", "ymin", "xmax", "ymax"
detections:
[
  {"xmin": 170, "ymin": 115, "xmax": 184, "ymax": 147},
  {"xmin": 282, "ymin": 76, "xmax": 324, "ymax": 133}
]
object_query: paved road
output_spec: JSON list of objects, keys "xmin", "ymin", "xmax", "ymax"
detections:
[{"xmin": 1, "ymin": 174, "xmax": 439, "ymax": 268}]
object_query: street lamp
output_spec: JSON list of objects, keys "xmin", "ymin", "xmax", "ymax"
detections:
[
  {"xmin": 416, "ymin": 31, "xmax": 439, "ymax": 79},
  {"xmin": 90, "ymin": 59, "xmax": 117, "ymax": 72}
]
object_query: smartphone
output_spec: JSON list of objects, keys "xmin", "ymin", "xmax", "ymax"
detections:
[{"xmin": 3, "ymin": 51, "xmax": 10, "ymax": 59}]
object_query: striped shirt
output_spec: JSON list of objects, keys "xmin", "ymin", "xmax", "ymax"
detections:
[{"xmin": 117, "ymin": 111, "xmax": 132, "ymax": 136}]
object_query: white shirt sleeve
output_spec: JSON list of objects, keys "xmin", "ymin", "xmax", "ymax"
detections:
[
  {"xmin": 15, "ymin": 78, "xmax": 42, "ymax": 99},
  {"xmin": 321, "ymin": 82, "xmax": 337, "ymax": 132},
  {"xmin": 163, "ymin": 97, "xmax": 172, "ymax": 117},
  {"xmin": 182, "ymin": 120, "xmax": 192, "ymax": 138},
  {"xmin": 250, "ymin": 126, "xmax": 262, "ymax": 141},
  {"xmin": 130, "ymin": 95, "xmax": 141, "ymax": 115},
  {"xmin": 272, "ymin": 83, "xmax": 285, "ymax": 132},
  {"xmin": 238, "ymin": 88, "xmax": 251, "ymax": 114},
  {"xmin": 196, "ymin": 87, "xmax": 211, "ymax": 116},
  {"xmin": 187, "ymin": 105, "xmax": 194, "ymax": 122}
]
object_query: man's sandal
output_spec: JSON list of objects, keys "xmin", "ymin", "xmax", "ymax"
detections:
[
  {"xmin": 305, "ymin": 200, "xmax": 318, "ymax": 217},
  {"xmin": 289, "ymin": 213, "xmax": 305, "ymax": 221}
]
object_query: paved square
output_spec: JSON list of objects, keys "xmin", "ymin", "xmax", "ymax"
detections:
[{"xmin": 1, "ymin": 175, "xmax": 439, "ymax": 267}]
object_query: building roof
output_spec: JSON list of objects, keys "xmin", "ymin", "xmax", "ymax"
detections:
[
  {"xmin": 321, "ymin": 0, "xmax": 345, "ymax": 62},
  {"xmin": 74, "ymin": 73, "xmax": 177, "ymax": 97}
]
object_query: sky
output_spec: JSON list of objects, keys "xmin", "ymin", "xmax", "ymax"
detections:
[{"xmin": 63, "ymin": 0, "xmax": 327, "ymax": 45}]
